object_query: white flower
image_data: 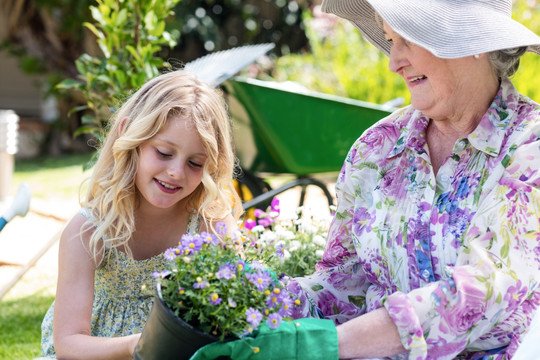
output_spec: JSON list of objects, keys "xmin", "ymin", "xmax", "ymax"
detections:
[
  {"xmin": 313, "ymin": 235, "xmax": 326, "ymax": 246},
  {"xmin": 277, "ymin": 230, "xmax": 295, "ymax": 240},
  {"xmin": 289, "ymin": 240, "xmax": 301, "ymax": 252},
  {"xmin": 252, "ymin": 225, "xmax": 265, "ymax": 233},
  {"xmin": 260, "ymin": 231, "xmax": 277, "ymax": 242},
  {"xmin": 300, "ymin": 223, "xmax": 317, "ymax": 234},
  {"xmin": 282, "ymin": 249, "xmax": 291, "ymax": 260},
  {"xmin": 315, "ymin": 250, "xmax": 324, "ymax": 258}
]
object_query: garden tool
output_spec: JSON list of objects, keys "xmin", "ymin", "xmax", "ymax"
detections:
[
  {"xmin": 0, "ymin": 182, "xmax": 30, "ymax": 232},
  {"xmin": 183, "ymin": 43, "xmax": 275, "ymax": 87},
  {"xmin": 189, "ymin": 317, "xmax": 338, "ymax": 360}
]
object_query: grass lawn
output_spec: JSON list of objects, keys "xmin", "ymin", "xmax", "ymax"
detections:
[
  {"xmin": 0, "ymin": 292, "xmax": 55, "ymax": 360},
  {"xmin": 1, "ymin": 152, "xmax": 92, "ymax": 360},
  {"xmin": 12, "ymin": 152, "xmax": 93, "ymax": 200}
]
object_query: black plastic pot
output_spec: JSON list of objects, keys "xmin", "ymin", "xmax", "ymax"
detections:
[{"xmin": 133, "ymin": 281, "xmax": 219, "ymax": 360}]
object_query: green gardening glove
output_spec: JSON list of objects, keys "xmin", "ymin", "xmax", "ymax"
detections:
[{"xmin": 189, "ymin": 318, "xmax": 338, "ymax": 360}]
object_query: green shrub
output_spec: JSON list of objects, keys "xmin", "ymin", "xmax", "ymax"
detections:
[{"xmin": 57, "ymin": 0, "xmax": 181, "ymax": 146}]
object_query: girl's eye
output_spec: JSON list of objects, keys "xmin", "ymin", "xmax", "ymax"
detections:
[
  {"xmin": 156, "ymin": 149, "xmax": 172, "ymax": 158},
  {"xmin": 189, "ymin": 161, "xmax": 203, "ymax": 168}
]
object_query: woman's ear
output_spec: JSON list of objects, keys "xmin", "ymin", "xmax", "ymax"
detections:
[{"xmin": 118, "ymin": 117, "xmax": 128, "ymax": 137}]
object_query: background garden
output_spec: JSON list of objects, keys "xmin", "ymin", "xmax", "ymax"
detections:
[{"xmin": 1, "ymin": 0, "xmax": 539, "ymax": 358}]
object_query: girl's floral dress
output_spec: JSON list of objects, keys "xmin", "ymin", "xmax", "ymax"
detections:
[
  {"xmin": 39, "ymin": 211, "xmax": 200, "ymax": 359},
  {"xmin": 288, "ymin": 78, "xmax": 540, "ymax": 359}
]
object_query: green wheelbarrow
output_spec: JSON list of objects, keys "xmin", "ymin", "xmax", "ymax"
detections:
[{"xmin": 223, "ymin": 77, "xmax": 394, "ymax": 210}]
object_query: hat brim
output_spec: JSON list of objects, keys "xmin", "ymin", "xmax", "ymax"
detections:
[{"xmin": 322, "ymin": 0, "xmax": 540, "ymax": 59}]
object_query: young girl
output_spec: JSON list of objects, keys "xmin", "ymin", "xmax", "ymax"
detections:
[{"xmin": 39, "ymin": 70, "xmax": 243, "ymax": 359}]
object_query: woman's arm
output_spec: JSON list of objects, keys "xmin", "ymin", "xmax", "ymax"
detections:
[
  {"xmin": 52, "ymin": 213, "xmax": 140, "ymax": 360},
  {"xmin": 337, "ymin": 307, "xmax": 406, "ymax": 359}
]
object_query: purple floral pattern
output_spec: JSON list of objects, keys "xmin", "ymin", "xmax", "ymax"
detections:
[{"xmin": 289, "ymin": 79, "xmax": 540, "ymax": 359}]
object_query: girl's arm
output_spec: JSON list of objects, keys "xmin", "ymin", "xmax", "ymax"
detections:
[{"xmin": 52, "ymin": 213, "xmax": 140, "ymax": 360}]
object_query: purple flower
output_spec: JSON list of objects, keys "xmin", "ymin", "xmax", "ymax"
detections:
[
  {"xmin": 247, "ymin": 271, "xmax": 272, "ymax": 291},
  {"xmin": 258, "ymin": 217, "xmax": 272, "ymax": 227},
  {"xmin": 439, "ymin": 271, "xmax": 487, "ymax": 335},
  {"xmin": 275, "ymin": 244, "xmax": 286, "ymax": 258},
  {"xmin": 216, "ymin": 222, "xmax": 227, "ymax": 235},
  {"xmin": 152, "ymin": 270, "xmax": 171, "ymax": 278},
  {"xmin": 164, "ymin": 248, "xmax": 177, "ymax": 261},
  {"xmin": 270, "ymin": 198, "xmax": 280, "ymax": 214},
  {"xmin": 504, "ymin": 280, "xmax": 528, "ymax": 313},
  {"xmin": 236, "ymin": 260, "xmax": 246, "ymax": 272},
  {"xmin": 254, "ymin": 209, "xmax": 265, "ymax": 218},
  {"xmin": 193, "ymin": 278, "xmax": 209, "ymax": 289},
  {"xmin": 209, "ymin": 293, "xmax": 222, "ymax": 305},
  {"xmin": 216, "ymin": 264, "xmax": 235, "ymax": 280},
  {"xmin": 180, "ymin": 234, "xmax": 203, "ymax": 254},
  {"xmin": 266, "ymin": 290, "xmax": 283, "ymax": 308},
  {"xmin": 200, "ymin": 231, "xmax": 219, "ymax": 245},
  {"xmin": 249, "ymin": 260, "xmax": 265, "ymax": 271},
  {"xmin": 244, "ymin": 219, "xmax": 256, "ymax": 230},
  {"xmin": 266, "ymin": 313, "xmax": 282, "ymax": 329},
  {"xmin": 246, "ymin": 308, "xmax": 263, "ymax": 327},
  {"xmin": 352, "ymin": 207, "xmax": 374, "ymax": 236},
  {"xmin": 278, "ymin": 296, "xmax": 294, "ymax": 317}
]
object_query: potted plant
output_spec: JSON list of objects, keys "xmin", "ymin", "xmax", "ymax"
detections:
[{"xmin": 134, "ymin": 200, "xmax": 331, "ymax": 359}]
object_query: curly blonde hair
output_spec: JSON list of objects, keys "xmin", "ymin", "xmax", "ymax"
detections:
[{"xmin": 81, "ymin": 70, "xmax": 242, "ymax": 261}]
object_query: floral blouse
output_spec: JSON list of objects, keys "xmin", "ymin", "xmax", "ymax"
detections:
[{"xmin": 289, "ymin": 78, "xmax": 540, "ymax": 359}]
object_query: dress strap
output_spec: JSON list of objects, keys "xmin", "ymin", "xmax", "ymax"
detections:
[{"xmin": 186, "ymin": 212, "xmax": 201, "ymax": 234}]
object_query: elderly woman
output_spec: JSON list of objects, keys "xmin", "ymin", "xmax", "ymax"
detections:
[
  {"xmin": 282, "ymin": 0, "xmax": 540, "ymax": 359},
  {"xmin": 190, "ymin": 1, "xmax": 540, "ymax": 359}
]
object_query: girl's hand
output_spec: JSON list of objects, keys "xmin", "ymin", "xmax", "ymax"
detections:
[{"xmin": 129, "ymin": 333, "xmax": 142, "ymax": 357}]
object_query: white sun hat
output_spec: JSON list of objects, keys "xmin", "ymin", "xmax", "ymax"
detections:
[{"xmin": 321, "ymin": 0, "xmax": 540, "ymax": 59}]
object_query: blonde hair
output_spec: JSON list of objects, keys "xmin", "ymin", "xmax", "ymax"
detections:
[{"xmin": 81, "ymin": 70, "xmax": 242, "ymax": 261}]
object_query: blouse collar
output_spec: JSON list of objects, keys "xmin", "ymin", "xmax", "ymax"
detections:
[{"xmin": 389, "ymin": 77, "xmax": 517, "ymax": 159}]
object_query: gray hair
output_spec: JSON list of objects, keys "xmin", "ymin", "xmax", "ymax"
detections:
[{"xmin": 487, "ymin": 47, "xmax": 528, "ymax": 78}]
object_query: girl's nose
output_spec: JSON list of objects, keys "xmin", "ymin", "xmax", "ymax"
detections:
[{"xmin": 167, "ymin": 162, "xmax": 185, "ymax": 179}]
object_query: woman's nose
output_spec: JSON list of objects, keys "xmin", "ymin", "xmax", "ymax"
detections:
[{"xmin": 388, "ymin": 42, "xmax": 408, "ymax": 74}]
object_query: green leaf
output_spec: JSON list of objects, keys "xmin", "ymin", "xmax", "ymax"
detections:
[
  {"xmin": 347, "ymin": 295, "xmax": 366, "ymax": 307},
  {"xmin": 116, "ymin": 8, "xmax": 128, "ymax": 26},
  {"xmin": 74, "ymin": 125, "xmax": 98, "ymax": 137},
  {"xmin": 83, "ymin": 22, "xmax": 104, "ymax": 39},
  {"xmin": 56, "ymin": 78, "xmax": 81, "ymax": 90},
  {"xmin": 67, "ymin": 105, "xmax": 88, "ymax": 116},
  {"xmin": 81, "ymin": 115, "xmax": 96, "ymax": 125}
]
